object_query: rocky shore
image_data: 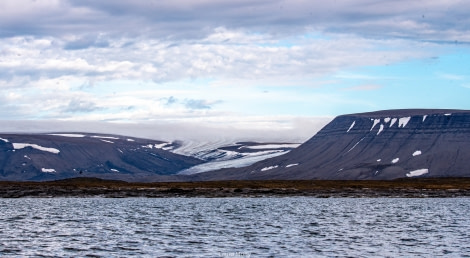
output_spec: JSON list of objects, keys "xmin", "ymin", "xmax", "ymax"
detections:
[{"xmin": 1, "ymin": 177, "xmax": 469, "ymax": 198}]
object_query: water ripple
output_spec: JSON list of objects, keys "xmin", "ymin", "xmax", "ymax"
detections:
[{"xmin": 0, "ymin": 198, "xmax": 469, "ymax": 257}]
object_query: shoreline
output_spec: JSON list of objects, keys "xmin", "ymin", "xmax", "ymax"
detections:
[{"xmin": 1, "ymin": 177, "xmax": 470, "ymax": 198}]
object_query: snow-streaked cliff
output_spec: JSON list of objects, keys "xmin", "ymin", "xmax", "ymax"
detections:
[{"xmin": 194, "ymin": 109, "xmax": 470, "ymax": 180}]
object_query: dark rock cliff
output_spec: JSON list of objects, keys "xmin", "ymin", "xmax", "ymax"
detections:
[{"xmin": 194, "ymin": 109, "xmax": 470, "ymax": 180}]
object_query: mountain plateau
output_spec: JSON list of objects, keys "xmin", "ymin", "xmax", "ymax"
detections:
[{"xmin": 193, "ymin": 109, "xmax": 470, "ymax": 180}]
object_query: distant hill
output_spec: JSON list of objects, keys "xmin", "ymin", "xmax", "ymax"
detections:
[
  {"xmin": 0, "ymin": 133, "xmax": 202, "ymax": 181},
  {"xmin": 193, "ymin": 109, "xmax": 470, "ymax": 180},
  {"xmin": 0, "ymin": 133, "xmax": 299, "ymax": 182}
]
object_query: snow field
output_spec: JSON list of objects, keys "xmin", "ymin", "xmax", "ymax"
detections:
[
  {"xmin": 12, "ymin": 143, "xmax": 60, "ymax": 154},
  {"xmin": 285, "ymin": 163, "xmax": 299, "ymax": 168},
  {"xmin": 406, "ymin": 169, "xmax": 429, "ymax": 177},
  {"xmin": 261, "ymin": 165, "xmax": 279, "ymax": 171},
  {"xmin": 49, "ymin": 134, "xmax": 85, "ymax": 138}
]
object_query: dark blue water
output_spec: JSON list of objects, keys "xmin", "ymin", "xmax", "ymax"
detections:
[{"xmin": 0, "ymin": 198, "xmax": 469, "ymax": 257}]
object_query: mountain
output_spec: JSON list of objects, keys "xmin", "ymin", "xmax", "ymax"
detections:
[
  {"xmin": 193, "ymin": 109, "xmax": 470, "ymax": 180},
  {"xmin": 3, "ymin": 109, "xmax": 468, "ymax": 182},
  {"xmin": 0, "ymin": 133, "xmax": 202, "ymax": 181},
  {"xmin": 0, "ymin": 133, "xmax": 300, "ymax": 181}
]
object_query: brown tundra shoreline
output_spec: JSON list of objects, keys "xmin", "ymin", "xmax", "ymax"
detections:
[{"xmin": 1, "ymin": 177, "xmax": 470, "ymax": 198}]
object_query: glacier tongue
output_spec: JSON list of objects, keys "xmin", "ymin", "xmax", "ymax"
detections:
[{"xmin": 175, "ymin": 140, "xmax": 297, "ymax": 175}]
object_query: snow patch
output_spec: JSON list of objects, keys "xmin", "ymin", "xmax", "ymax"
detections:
[
  {"xmin": 0, "ymin": 137, "xmax": 10, "ymax": 142},
  {"xmin": 377, "ymin": 124, "xmax": 384, "ymax": 135},
  {"xmin": 126, "ymin": 138, "xmax": 135, "ymax": 142},
  {"xmin": 24, "ymin": 155, "xmax": 31, "ymax": 160},
  {"xmin": 391, "ymin": 158, "xmax": 399, "ymax": 164},
  {"xmin": 412, "ymin": 150, "xmax": 422, "ymax": 156},
  {"xmin": 110, "ymin": 169, "xmax": 119, "ymax": 172},
  {"xmin": 347, "ymin": 121, "xmax": 355, "ymax": 132},
  {"xmin": 444, "ymin": 113, "xmax": 452, "ymax": 116},
  {"xmin": 245, "ymin": 143, "xmax": 300, "ymax": 149},
  {"xmin": 239, "ymin": 150, "xmax": 284, "ymax": 157},
  {"xmin": 154, "ymin": 142, "xmax": 173, "ymax": 150},
  {"xmin": 285, "ymin": 163, "xmax": 299, "ymax": 168},
  {"xmin": 49, "ymin": 134, "xmax": 85, "ymax": 138},
  {"xmin": 377, "ymin": 159, "xmax": 381, "ymax": 162},
  {"xmin": 101, "ymin": 140, "xmax": 114, "ymax": 144},
  {"xmin": 398, "ymin": 117, "xmax": 411, "ymax": 128},
  {"xmin": 390, "ymin": 118, "xmax": 397, "ymax": 127},
  {"xmin": 370, "ymin": 119, "xmax": 380, "ymax": 131},
  {"xmin": 347, "ymin": 137, "xmax": 365, "ymax": 153},
  {"xmin": 422, "ymin": 115, "xmax": 427, "ymax": 122},
  {"xmin": 12, "ymin": 143, "xmax": 60, "ymax": 154},
  {"xmin": 384, "ymin": 117, "xmax": 391, "ymax": 123},
  {"xmin": 92, "ymin": 135, "xmax": 119, "ymax": 140},
  {"xmin": 154, "ymin": 142, "xmax": 169, "ymax": 149},
  {"xmin": 142, "ymin": 144, "xmax": 154, "ymax": 149},
  {"xmin": 41, "ymin": 168, "xmax": 56, "ymax": 173},
  {"xmin": 406, "ymin": 168, "xmax": 429, "ymax": 177},
  {"xmin": 261, "ymin": 165, "xmax": 279, "ymax": 171}
]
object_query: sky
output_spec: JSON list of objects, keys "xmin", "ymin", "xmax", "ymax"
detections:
[{"xmin": 0, "ymin": 0, "xmax": 469, "ymax": 142}]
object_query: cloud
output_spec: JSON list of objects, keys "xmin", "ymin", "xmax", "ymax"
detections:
[
  {"xmin": 437, "ymin": 73, "xmax": 466, "ymax": 81},
  {"xmin": 64, "ymin": 35, "xmax": 110, "ymax": 50},
  {"xmin": 0, "ymin": 0, "xmax": 468, "ymax": 43},
  {"xmin": 165, "ymin": 96, "xmax": 178, "ymax": 106},
  {"xmin": 0, "ymin": 116, "xmax": 333, "ymax": 143},
  {"xmin": 0, "ymin": 0, "xmax": 468, "ymax": 130},
  {"xmin": 0, "ymin": 32, "xmax": 435, "ymax": 86},
  {"xmin": 64, "ymin": 98, "xmax": 100, "ymax": 113},
  {"xmin": 184, "ymin": 99, "xmax": 221, "ymax": 110}
]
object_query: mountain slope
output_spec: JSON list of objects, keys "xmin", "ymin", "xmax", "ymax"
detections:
[
  {"xmin": 0, "ymin": 133, "xmax": 202, "ymax": 181},
  {"xmin": 193, "ymin": 109, "xmax": 470, "ymax": 180}
]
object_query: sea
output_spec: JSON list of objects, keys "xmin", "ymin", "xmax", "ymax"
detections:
[{"xmin": 0, "ymin": 197, "xmax": 469, "ymax": 257}]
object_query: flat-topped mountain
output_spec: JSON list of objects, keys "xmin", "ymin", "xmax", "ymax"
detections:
[
  {"xmin": 0, "ymin": 133, "xmax": 202, "ymax": 181},
  {"xmin": 193, "ymin": 109, "xmax": 470, "ymax": 180}
]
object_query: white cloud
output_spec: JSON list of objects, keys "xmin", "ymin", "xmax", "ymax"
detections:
[
  {"xmin": 0, "ymin": 116, "xmax": 332, "ymax": 143},
  {"xmin": 1, "ymin": 1, "xmax": 468, "ymax": 42},
  {"xmin": 0, "ymin": 28, "xmax": 441, "ymax": 122},
  {"xmin": 437, "ymin": 73, "xmax": 466, "ymax": 81},
  {"xmin": 0, "ymin": 0, "xmax": 468, "ymax": 134},
  {"xmin": 0, "ymin": 32, "xmax": 434, "ymax": 84}
]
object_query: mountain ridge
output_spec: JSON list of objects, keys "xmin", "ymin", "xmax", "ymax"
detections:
[
  {"xmin": 192, "ymin": 109, "xmax": 470, "ymax": 181},
  {"xmin": 1, "ymin": 109, "xmax": 469, "ymax": 182},
  {"xmin": 342, "ymin": 109, "xmax": 467, "ymax": 117},
  {"xmin": 0, "ymin": 133, "xmax": 201, "ymax": 181}
]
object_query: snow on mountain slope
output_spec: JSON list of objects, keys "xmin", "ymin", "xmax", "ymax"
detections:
[{"xmin": 174, "ymin": 141, "xmax": 300, "ymax": 175}]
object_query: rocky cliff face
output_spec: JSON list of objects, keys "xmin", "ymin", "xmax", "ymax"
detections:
[
  {"xmin": 194, "ymin": 109, "xmax": 470, "ymax": 180},
  {"xmin": 0, "ymin": 133, "xmax": 202, "ymax": 181}
]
